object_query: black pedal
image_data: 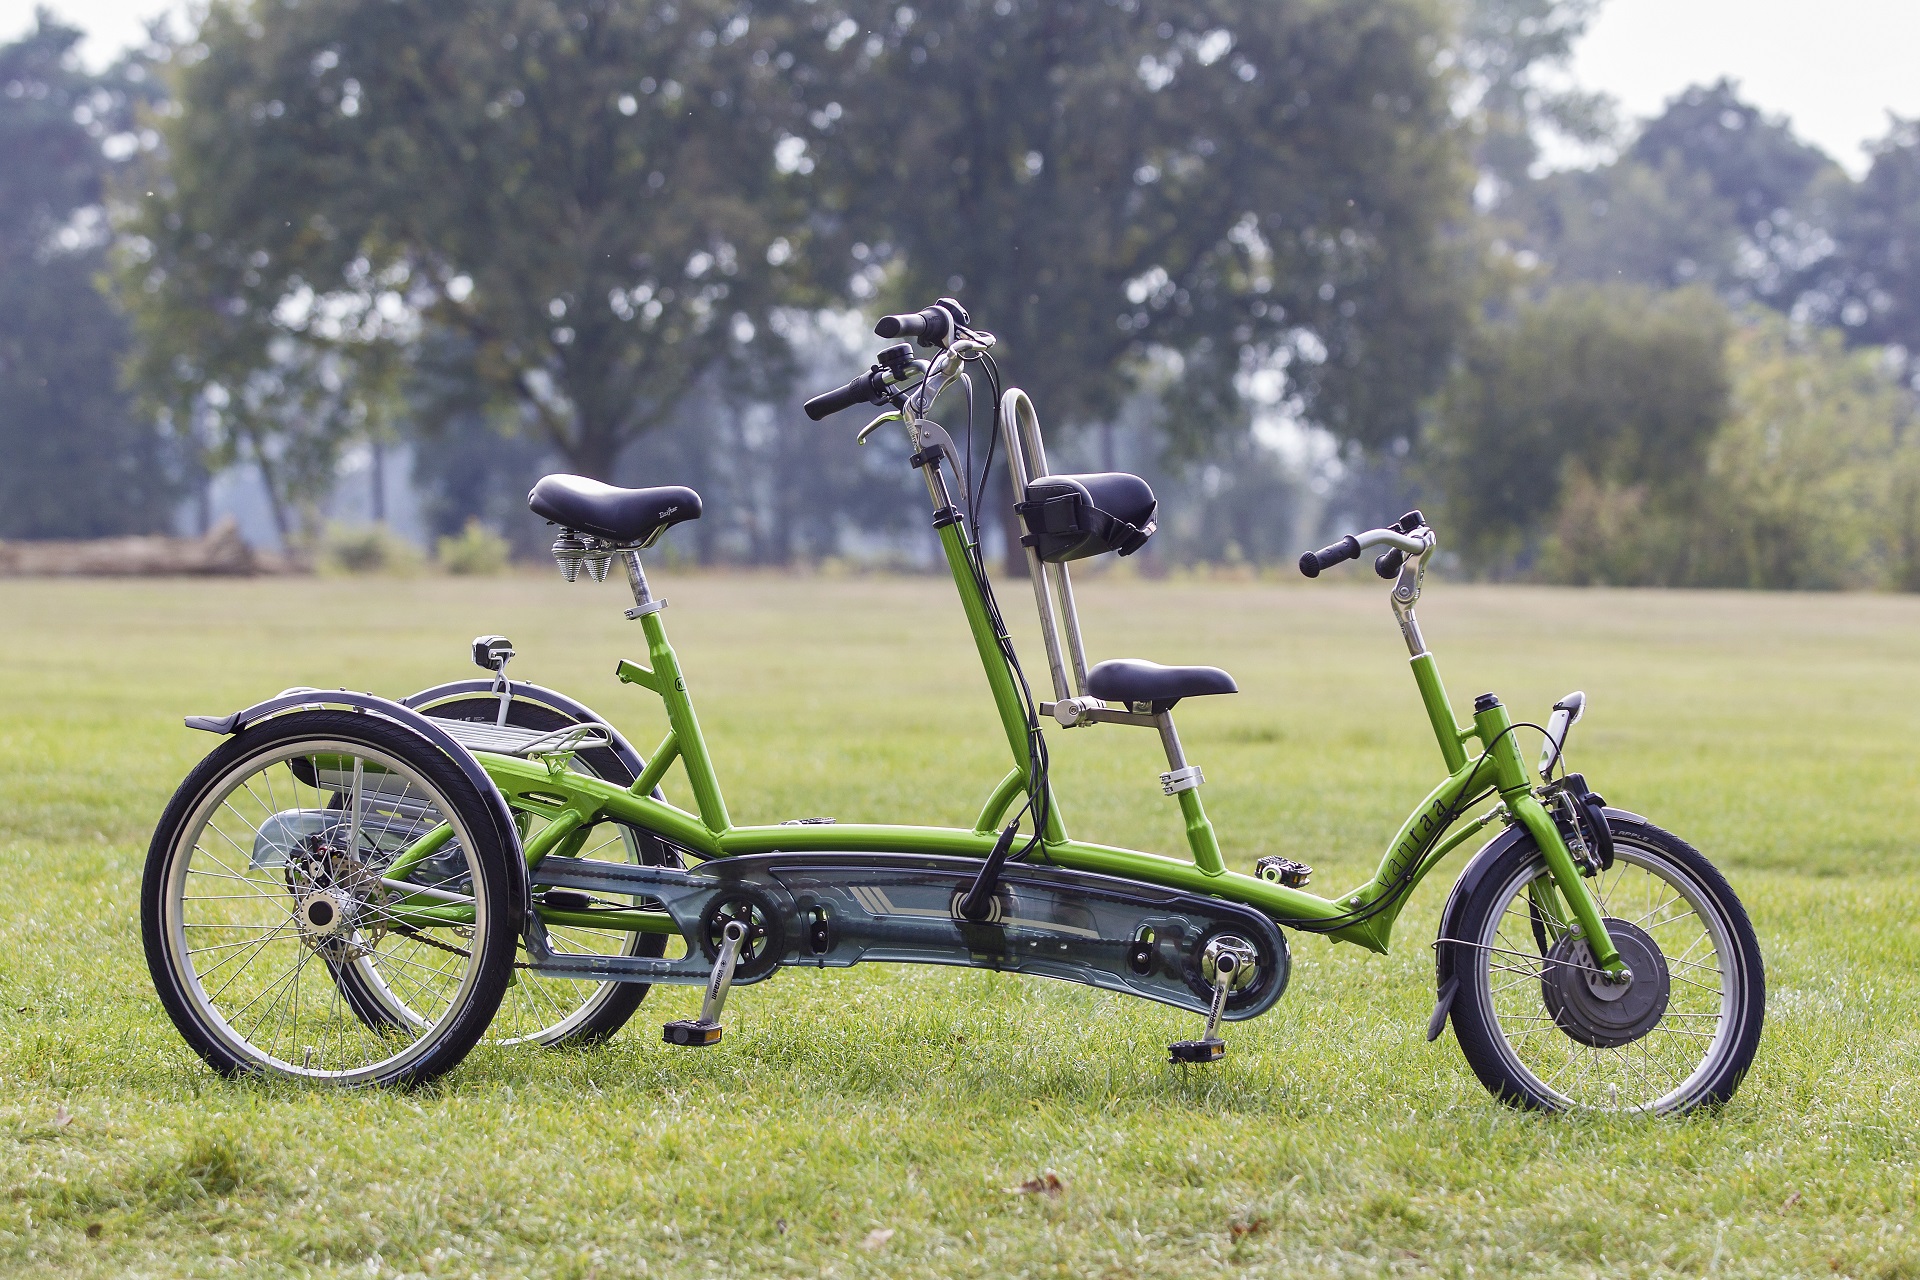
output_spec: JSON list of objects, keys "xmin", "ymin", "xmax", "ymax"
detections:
[
  {"xmin": 663, "ymin": 1019, "xmax": 723, "ymax": 1048},
  {"xmin": 1255, "ymin": 855, "xmax": 1313, "ymax": 888},
  {"xmin": 1169, "ymin": 1038, "xmax": 1225, "ymax": 1064}
]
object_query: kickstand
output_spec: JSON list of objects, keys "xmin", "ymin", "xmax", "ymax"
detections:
[
  {"xmin": 664, "ymin": 919, "xmax": 748, "ymax": 1048},
  {"xmin": 957, "ymin": 822, "xmax": 1021, "ymax": 922},
  {"xmin": 1170, "ymin": 949, "xmax": 1242, "ymax": 1064}
]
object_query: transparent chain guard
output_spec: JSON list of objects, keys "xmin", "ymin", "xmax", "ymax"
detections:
[{"xmin": 524, "ymin": 852, "xmax": 1290, "ymax": 1020}]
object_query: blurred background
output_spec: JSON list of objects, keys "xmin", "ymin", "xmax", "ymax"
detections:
[{"xmin": 2, "ymin": 0, "xmax": 1917, "ymax": 586}]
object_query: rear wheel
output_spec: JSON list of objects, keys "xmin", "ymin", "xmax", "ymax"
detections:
[
  {"xmin": 412, "ymin": 693, "xmax": 671, "ymax": 1046},
  {"xmin": 142, "ymin": 711, "xmax": 516, "ymax": 1086},
  {"xmin": 1446, "ymin": 816, "xmax": 1764, "ymax": 1114}
]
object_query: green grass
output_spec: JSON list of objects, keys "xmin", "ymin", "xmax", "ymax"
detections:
[{"xmin": 4, "ymin": 571, "xmax": 1920, "ymax": 1277}]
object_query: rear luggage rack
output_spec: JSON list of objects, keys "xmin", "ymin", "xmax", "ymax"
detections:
[{"xmin": 434, "ymin": 719, "xmax": 612, "ymax": 758}]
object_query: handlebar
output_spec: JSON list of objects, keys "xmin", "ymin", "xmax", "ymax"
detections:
[
  {"xmin": 1299, "ymin": 512, "xmax": 1431, "ymax": 579},
  {"xmin": 802, "ymin": 368, "xmax": 889, "ymax": 421},
  {"xmin": 874, "ymin": 296, "xmax": 971, "ymax": 347},
  {"xmin": 1297, "ymin": 535, "xmax": 1360, "ymax": 578}
]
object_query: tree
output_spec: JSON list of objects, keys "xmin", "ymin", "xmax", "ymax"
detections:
[
  {"xmin": 1689, "ymin": 315, "xmax": 1918, "ymax": 590},
  {"xmin": 1801, "ymin": 117, "xmax": 1920, "ymax": 385},
  {"xmin": 1426, "ymin": 284, "xmax": 1730, "ymax": 570},
  {"xmin": 794, "ymin": 0, "xmax": 1471, "ymax": 454},
  {"xmin": 120, "ymin": 0, "xmax": 810, "ymax": 517},
  {"xmin": 1510, "ymin": 81, "xmax": 1840, "ymax": 303},
  {"xmin": 0, "ymin": 17, "xmax": 180, "ymax": 538},
  {"xmin": 1628, "ymin": 80, "xmax": 1839, "ymax": 301},
  {"xmin": 1454, "ymin": 0, "xmax": 1612, "ymax": 194}
]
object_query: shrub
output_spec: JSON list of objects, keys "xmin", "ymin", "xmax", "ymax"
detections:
[
  {"xmin": 321, "ymin": 522, "xmax": 425, "ymax": 575},
  {"xmin": 436, "ymin": 519, "xmax": 513, "ymax": 575}
]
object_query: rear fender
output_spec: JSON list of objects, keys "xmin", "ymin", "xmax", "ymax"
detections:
[{"xmin": 185, "ymin": 690, "xmax": 530, "ymax": 924}]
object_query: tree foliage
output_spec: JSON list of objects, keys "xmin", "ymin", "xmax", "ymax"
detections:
[
  {"xmin": 120, "ymin": 0, "xmax": 1472, "ymax": 535},
  {"xmin": 120, "ymin": 0, "xmax": 809, "ymax": 520},
  {"xmin": 802, "ymin": 0, "xmax": 1470, "ymax": 452},
  {"xmin": 1427, "ymin": 284, "xmax": 1730, "ymax": 567},
  {"xmin": 1800, "ymin": 118, "xmax": 1920, "ymax": 378},
  {"xmin": 0, "ymin": 18, "xmax": 180, "ymax": 538},
  {"xmin": 1509, "ymin": 81, "xmax": 1841, "ymax": 301}
]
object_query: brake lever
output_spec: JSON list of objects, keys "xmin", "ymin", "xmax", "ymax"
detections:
[{"xmin": 857, "ymin": 410, "xmax": 904, "ymax": 445}]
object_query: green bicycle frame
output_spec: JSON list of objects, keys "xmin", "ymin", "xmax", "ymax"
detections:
[
  {"xmin": 386, "ymin": 495, "xmax": 1621, "ymax": 975},
  {"xmin": 382, "ymin": 338, "xmax": 1620, "ymax": 974}
]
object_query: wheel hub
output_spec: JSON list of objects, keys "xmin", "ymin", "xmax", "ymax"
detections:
[
  {"xmin": 297, "ymin": 889, "xmax": 357, "ymax": 941},
  {"xmin": 1540, "ymin": 917, "xmax": 1670, "ymax": 1048}
]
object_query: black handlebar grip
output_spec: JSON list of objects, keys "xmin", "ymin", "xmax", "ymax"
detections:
[
  {"xmin": 874, "ymin": 304, "xmax": 955, "ymax": 346},
  {"xmin": 1375, "ymin": 548, "xmax": 1407, "ymax": 579},
  {"xmin": 803, "ymin": 369, "xmax": 884, "ymax": 421},
  {"xmin": 1298, "ymin": 535, "xmax": 1361, "ymax": 578},
  {"xmin": 873, "ymin": 311, "xmax": 926, "ymax": 340}
]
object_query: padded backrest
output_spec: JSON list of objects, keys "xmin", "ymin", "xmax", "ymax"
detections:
[{"xmin": 1016, "ymin": 472, "xmax": 1158, "ymax": 563}]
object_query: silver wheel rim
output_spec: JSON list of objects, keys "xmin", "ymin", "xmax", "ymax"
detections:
[
  {"xmin": 1473, "ymin": 836, "xmax": 1743, "ymax": 1113},
  {"xmin": 163, "ymin": 738, "xmax": 492, "ymax": 1083}
]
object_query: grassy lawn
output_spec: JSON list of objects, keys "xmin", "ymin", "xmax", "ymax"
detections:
[{"xmin": 4, "ymin": 569, "xmax": 1920, "ymax": 1277}]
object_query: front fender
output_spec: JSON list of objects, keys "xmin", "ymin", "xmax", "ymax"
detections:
[
  {"xmin": 1427, "ymin": 805, "xmax": 1643, "ymax": 1041},
  {"xmin": 185, "ymin": 690, "xmax": 531, "ymax": 925}
]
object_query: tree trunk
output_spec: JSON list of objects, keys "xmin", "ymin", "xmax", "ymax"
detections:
[{"xmin": 370, "ymin": 438, "xmax": 387, "ymax": 522}]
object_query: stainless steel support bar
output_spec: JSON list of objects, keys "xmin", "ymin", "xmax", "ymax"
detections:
[{"xmin": 1000, "ymin": 388, "xmax": 1095, "ymax": 701}]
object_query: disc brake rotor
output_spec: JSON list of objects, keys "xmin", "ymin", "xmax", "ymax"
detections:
[{"xmin": 1539, "ymin": 916, "xmax": 1671, "ymax": 1048}]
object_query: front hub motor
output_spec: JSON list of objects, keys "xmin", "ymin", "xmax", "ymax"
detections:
[{"xmin": 1540, "ymin": 917, "xmax": 1670, "ymax": 1048}]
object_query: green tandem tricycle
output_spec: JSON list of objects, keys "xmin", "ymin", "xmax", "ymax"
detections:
[{"xmin": 142, "ymin": 299, "xmax": 1764, "ymax": 1113}]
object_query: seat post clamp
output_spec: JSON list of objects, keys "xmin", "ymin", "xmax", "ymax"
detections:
[
  {"xmin": 624, "ymin": 598, "xmax": 669, "ymax": 620},
  {"xmin": 1160, "ymin": 765, "xmax": 1204, "ymax": 795}
]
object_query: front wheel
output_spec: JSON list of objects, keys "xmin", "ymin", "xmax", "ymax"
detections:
[{"xmin": 1445, "ymin": 816, "xmax": 1764, "ymax": 1114}]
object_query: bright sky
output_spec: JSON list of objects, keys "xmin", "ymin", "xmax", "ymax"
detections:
[{"xmin": 7, "ymin": 0, "xmax": 1920, "ymax": 175}]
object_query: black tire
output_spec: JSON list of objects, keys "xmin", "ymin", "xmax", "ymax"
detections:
[
  {"xmin": 142, "ymin": 710, "xmax": 517, "ymax": 1087},
  {"xmin": 411, "ymin": 694, "xmax": 670, "ymax": 1046},
  {"xmin": 1446, "ymin": 816, "xmax": 1764, "ymax": 1114}
]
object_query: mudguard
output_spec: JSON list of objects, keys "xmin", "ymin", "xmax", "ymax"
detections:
[
  {"xmin": 1427, "ymin": 806, "xmax": 1644, "ymax": 1041},
  {"xmin": 184, "ymin": 690, "xmax": 530, "ymax": 923}
]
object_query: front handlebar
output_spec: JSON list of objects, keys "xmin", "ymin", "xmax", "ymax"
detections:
[{"xmin": 803, "ymin": 368, "xmax": 889, "ymax": 421}]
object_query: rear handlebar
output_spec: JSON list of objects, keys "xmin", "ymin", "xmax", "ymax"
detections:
[
  {"xmin": 1298, "ymin": 536, "xmax": 1360, "ymax": 578},
  {"xmin": 1299, "ymin": 513, "xmax": 1431, "ymax": 579}
]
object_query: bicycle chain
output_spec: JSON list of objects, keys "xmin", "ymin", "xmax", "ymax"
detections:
[{"xmin": 387, "ymin": 922, "xmax": 551, "ymax": 972}]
